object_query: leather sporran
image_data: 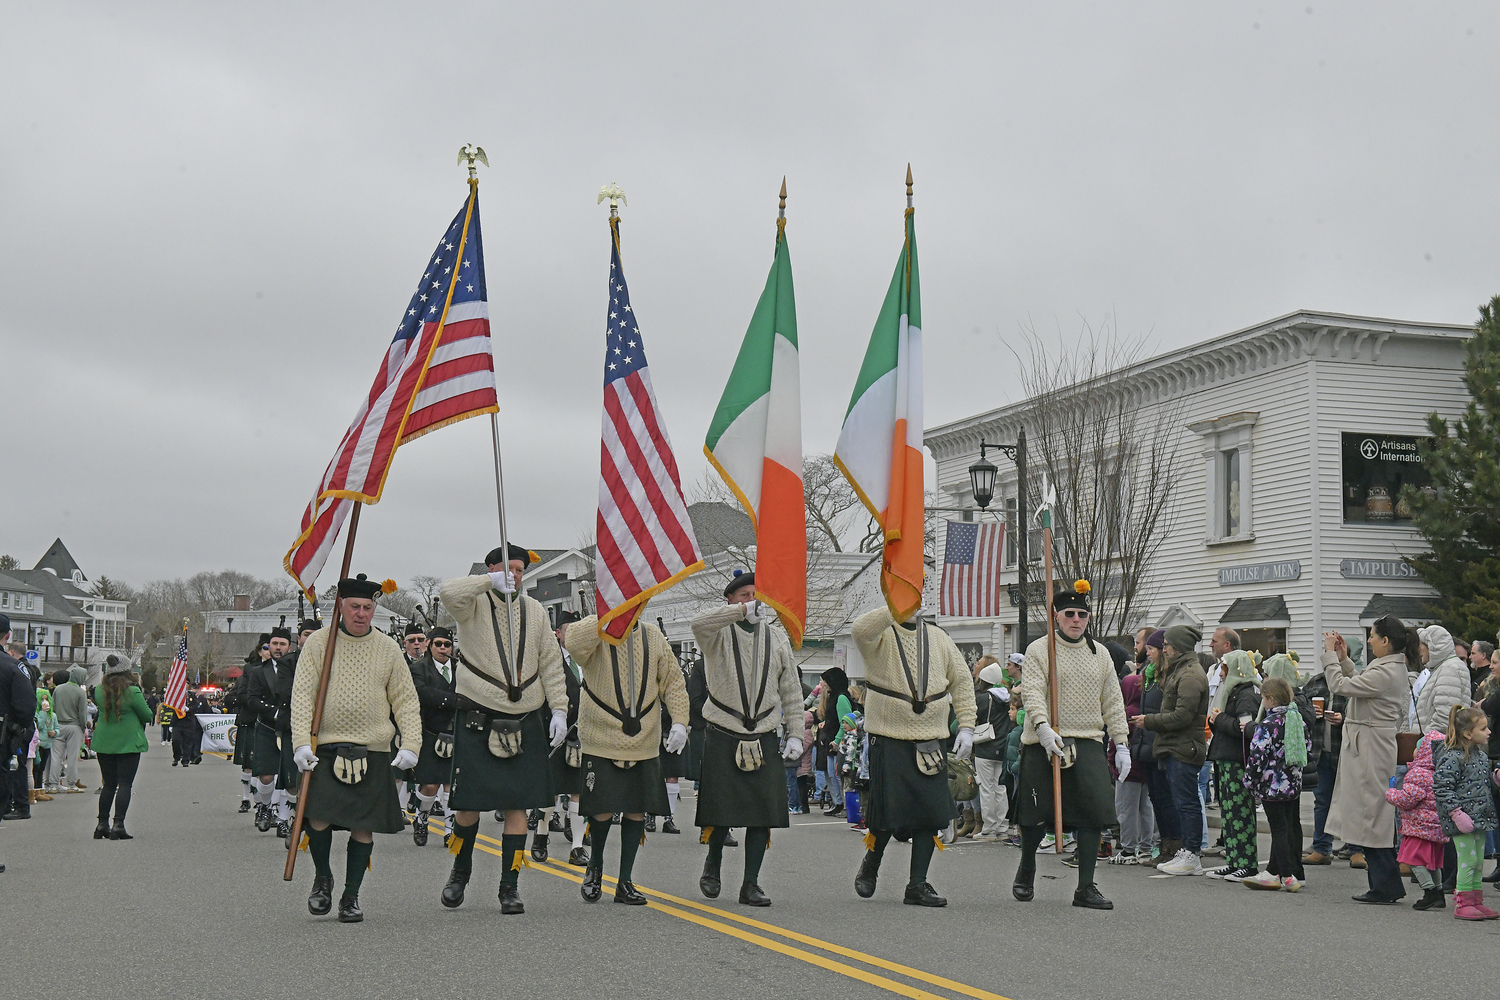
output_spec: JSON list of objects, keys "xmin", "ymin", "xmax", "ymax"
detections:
[
  {"xmin": 611, "ymin": 758, "xmax": 638, "ymax": 770},
  {"xmin": 433, "ymin": 732, "xmax": 454, "ymax": 759},
  {"xmin": 1057, "ymin": 737, "xmax": 1078, "ymax": 770},
  {"xmin": 487, "ymin": 717, "xmax": 524, "ymax": 759},
  {"xmin": 330, "ymin": 745, "xmax": 369, "ymax": 785},
  {"xmin": 564, "ymin": 737, "xmax": 582, "ymax": 769},
  {"xmin": 735, "ymin": 738, "xmax": 766, "ymax": 772},
  {"xmin": 914, "ymin": 740, "xmax": 946, "ymax": 776}
]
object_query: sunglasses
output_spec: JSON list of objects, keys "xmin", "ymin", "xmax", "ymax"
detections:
[
  {"xmin": 404, "ymin": 637, "xmax": 424, "ymax": 643},
  {"xmin": 1060, "ymin": 610, "xmax": 1090, "ymax": 620},
  {"xmin": 430, "ymin": 640, "xmax": 452, "ymax": 648}
]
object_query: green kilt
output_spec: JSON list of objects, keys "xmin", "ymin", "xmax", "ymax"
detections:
[
  {"xmin": 1014, "ymin": 738, "xmax": 1117, "ymax": 830},
  {"xmin": 580, "ymin": 753, "xmax": 670, "ymax": 816},
  {"xmin": 449, "ymin": 709, "xmax": 553, "ymax": 812},
  {"xmin": 304, "ymin": 747, "xmax": 405, "ymax": 834},
  {"xmin": 274, "ymin": 739, "xmax": 296, "ymax": 791},
  {"xmin": 694, "ymin": 727, "xmax": 789, "ymax": 829},
  {"xmin": 249, "ymin": 723, "xmax": 282, "ymax": 778},
  {"xmin": 550, "ymin": 745, "xmax": 583, "ymax": 797},
  {"xmin": 684, "ymin": 727, "xmax": 706, "ymax": 782},
  {"xmin": 865, "ymin": 734, "xmax": 957, "ymax": 835},
  {"xmin": 411, "ymin": 729, "xmax": 454, "ymax": 787},
  {"xmin": 232, "ymin": 727, "xmax": 250, "ymax": 767}
]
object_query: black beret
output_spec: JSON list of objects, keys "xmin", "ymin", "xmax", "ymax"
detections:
[
  {"xmin": 1053, "ymin": 580, "xmax": 1092, "ymax": 613},
  {"xmin": 269, "ymin": 627, "xmax": 292, "ymax": 641},
  {"xmin": 724, "ymin": 570, "xmax": 755, "ymax": 599},
  {"xmin": 485, "ymin": 544, "xmax": 539, "ymax": 567},
  {"xmin": 337, "ymin": 574, "xmax": 382, "ymax": 600},
  {"xmin": 298, "ymin": 620, "xmax": 321, "ymax": 634},
  {"xmin": 256, "ymin": 633, "xmax": 272, "ymax": 646},
  {"xmin": 426, "ymin": 626, "xmax": 453, "ymax": 642},
  {"xmin": 403, "ymin": 622, "xmax": 426, "ymax": 637}
]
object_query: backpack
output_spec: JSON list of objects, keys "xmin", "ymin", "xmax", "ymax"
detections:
[{"xmin": 947, "ymin": 752, "xmax": 978, "ymax": 802}]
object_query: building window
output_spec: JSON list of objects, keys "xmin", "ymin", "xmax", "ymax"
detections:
[
  {"xmin": 1341, "ymin": 433, "xmax": 1433, "ymax": 524},
  {"xmin": 1004, "ymin": 497, "xmax": 1017, "ymax": 567},
  {"xmin": 0, "ymin": 593, "xmax": 7, "ymax": 608},
  {"xmin": 1236, "ymin": 628, "xmax": 1287, "ymax": 659},
  {"xmin": 26, "ymin": 595, "xmax": 34, "ymax": 610},
  {"xmin": 1188, "ymin": 412, "xmax": 1258, "ymax": 544},
  {"xmin": 1222, "ymin": 449, "xmax": 1241, "ymax": 537}
]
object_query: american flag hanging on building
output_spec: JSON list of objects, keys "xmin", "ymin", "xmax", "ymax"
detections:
[
  {"xmin": 939, "ymin": 519, "xmax": 1006, "ymax": 617},
  {"xmin": 593, "ymin": 217, "xmax": 703, "ymax": 643},
  {"xmin": 284, "ymin": 187, "xmax": 498, "ymax": 597},
  {"xmin": 164, "ymin": 634, "xmax": 189, "ymax": 714}
]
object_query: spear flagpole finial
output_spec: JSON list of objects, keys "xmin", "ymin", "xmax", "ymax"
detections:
[
  {"xmin": 906, "ymin": 163, "xmax": 913, "ymax": 208},
  {"xmin": 778, "ymin": 176, "xmax": 787, "ymax": 219},
  {"xmin": 457, "ymin": 144, "xmax": 489, "ymax": 180},
  {"xmin": 598, "ymin": 181, "xmax": 627, "ymax": 218}
]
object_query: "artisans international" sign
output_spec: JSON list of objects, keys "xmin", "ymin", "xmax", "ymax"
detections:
[{"xmin": 1218, "ymin": 560, "xmax": 1302, "ymax": 587}]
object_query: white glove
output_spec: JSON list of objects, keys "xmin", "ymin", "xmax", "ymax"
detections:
[
  {"xmin": 489, "ymin": 569, "xmax": 516, "ymax": 594},
  {"xmin": 783, "ymin": 736, "xmax": 803, "ymax": 761},
  {"xmin": 664, "ymin": 722, "xmax": 688, "ymax": 754},
  {"xmin": 549, "ymin": 709, "xmax": 569, "ymax": 748},
  {"xmin": 293, "ymin": 745, "xmax": 319, "ymax": 773},
  {"xmin": 744, "ymin": 600, "xmax": 767, "ymax": 626},
  {"xmin": 392, "ymin": 748, "xmax": 418, "ymax": 771},
  {"xmin": 1113, "ymin": 745, "xmax": 1131, "ymax": 782},
  {"xmin": 953, "ymin": 728, "xmax": 974, "ymax": 762},
  {"xmin": 1035, "ymin": 723, "xmax": 1065, "ymax": 759}
]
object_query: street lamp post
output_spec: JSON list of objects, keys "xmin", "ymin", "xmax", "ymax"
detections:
[{"xmin": 968, "ymin": 428, "xmax": 1029, "ymax": 652}]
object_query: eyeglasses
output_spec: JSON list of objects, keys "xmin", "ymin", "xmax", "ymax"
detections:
[
  {"xmin": 430, "ymin": 641, "xmax": 452, "ymax": 648},
  {"xmin": 1060, "ymin": 610, "xmax": 1090, "ymax": 620}
]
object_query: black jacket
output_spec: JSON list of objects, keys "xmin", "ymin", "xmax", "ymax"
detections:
[
  {"xmin": 973, "ymin": 689, "xmax": 1013, "ymax": 761},
  {"xmin": 1298, "ymin": 673, "xmax": 1348, "ymax": 757},
  {"xmin": 223, "ymin": 669, "xmax": 256, "ymax": 728},
  {"xmin": 270, "ymin": 651, "xmax": 299, "ymax": 734},
  {"xmin": 242, "ymin": 659, "xmax": 283, "ymax": 729},
  {"xmin": 1208, "ymin": 679, "xmax": 1261, "ymax": 765},
  {"xmin": 2, "ymin": 652, "xmax": 35, "ymax": 754},
  {"xmin": 684, "ymin": 657, "xmax": 707, "ymax": 730},
  {"xmin": 409, "ymin": 654, "xmax": 459, "ymax": 735}
]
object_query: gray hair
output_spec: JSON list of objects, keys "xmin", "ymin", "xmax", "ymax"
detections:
[{"xmin": 3, "ymin": 642, "xmax": 24, "ymax": 658}]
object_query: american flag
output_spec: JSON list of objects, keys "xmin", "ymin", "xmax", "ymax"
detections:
[
  {"xmin": 284, "ymin": 189, "xmax": 497, "ymax": 596},
  {"xmin": 593, "ymin": 218, "xmax": 703, "ymax": 642},
  {"xmin": 939, "ymin": 519, "xmax": 1006, "ymax": 617},
  {"xmin": 164, "ymin": 634, "xmax": 189, "ymax": 714}
]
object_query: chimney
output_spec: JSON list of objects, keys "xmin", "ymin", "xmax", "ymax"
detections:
[{"xmin": 233, "ymin": 594, "xmax": 252, "ymax": 612}]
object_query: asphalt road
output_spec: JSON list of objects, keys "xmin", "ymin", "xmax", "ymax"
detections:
[{"xmin": 3, "ymin": 749, "xmax": 1495, "ymax": 1000}]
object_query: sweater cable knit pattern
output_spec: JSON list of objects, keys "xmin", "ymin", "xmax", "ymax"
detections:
[
  {"xmin": 1019, "ymin": 633, "xmax": 1129, "ymax": 746},
  {"xmin": 290, "ymin": 626, "xmax": 423, "ymax": 755},
  {"xmin": 851, "ymin": 608, "xmax": 978, "ymax": 741}
]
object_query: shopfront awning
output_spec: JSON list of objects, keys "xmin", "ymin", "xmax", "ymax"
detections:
[
  {"xmin": 1219, "ymin": 596, "xmax": 1290, "ymax": 628},
  {"xmin": 1357, "ymin": 594, "xmax": 1440, "ymax": 627}
]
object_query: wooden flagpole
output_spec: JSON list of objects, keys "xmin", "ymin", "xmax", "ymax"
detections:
[
  {"xmin": 1042, "ymin": 508, "xmax": 1064, "ymax": 847},
  {"xmin": 283, "ymin": 501, "xmax": 362, "ymax": 880}
]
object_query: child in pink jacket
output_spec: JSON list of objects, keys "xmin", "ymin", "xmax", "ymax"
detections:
[{"xmin": 1385, "ymin": 730, "xmax": 1450, "ymax": 911}]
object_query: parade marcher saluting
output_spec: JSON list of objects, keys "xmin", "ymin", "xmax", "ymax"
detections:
[
  {"xmin": 1018, "ymin": 580, "xmax": 1130, "ymax": 910},
  {"xmin": 407, "ymin": 625, "xmax": 458, "ymax": 848},
  {"xmin": 438, "ymin": 545, "xmax": 570, "ymax": 915},
  {"xmin": 690, "ymin": 570, "xmax": 804, "ymax": 906},
  {"xmin": 290, "ymin": 574, "xmax": 422, "ymax": 923},
  {"xmin": 564, "ymin": 610, "xmax": 690, "ymax": 905},
  {"xmin": 849, "ymin": 603, "xmax": 977, "ymax": 907}
]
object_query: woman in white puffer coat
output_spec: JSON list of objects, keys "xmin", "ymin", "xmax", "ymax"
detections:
[{"xmin": 1415, "ymin": 625, "xmax": 1470, "ymax": 734}]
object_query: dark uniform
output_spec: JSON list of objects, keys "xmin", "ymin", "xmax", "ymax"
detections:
[{"xmin": 407, "ymin": 625, "xmax": 457, "ymax": 847}]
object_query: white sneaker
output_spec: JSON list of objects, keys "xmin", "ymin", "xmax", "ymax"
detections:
[
  {"xmin": 1281, "ymin": 876, "xmax": 1301, "ymax": 893},
  {"xmin": 1159, "ymin": 849, "xmax": 1204, "ymax": 876},
  {"xmin": 970, "ymin": 831, "xmax": 1000, "ymax": 843},
  {"xmin": 1038, "ymin": 834, "xmax": 1056, "ymax": 854},
  {"xmin": 1242, "ymin": 870, "xmax": 1282, "ymax": 890}
]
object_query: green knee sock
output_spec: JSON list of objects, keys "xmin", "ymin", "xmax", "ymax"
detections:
[
  {"xmin": 705, "ymin": 826, "xmax": 727, "ymax": 867},
  {"xmin": 452, "ymin": 821, "xmax": 480, "ymax": 871},
  {"xmin": 909, "ymin": 830, "xmax": 937, "ymax": 886},
  {"xmin": 344, "ymin": 839, "xmax": 373, "ymax": 896},
  {"xmin": 743, "ymin": 827, "xmax": 769, "ymax": 885},
  {"xmin": 1019, "ymin": 824, "xmax": 1046, "ymax": 870},
  {"xmin": 588, "ymin": 817, "xmax": 613, "ymax": 872},
  {"xmin": 618, "ymin": 818, "xmax": 646, "ymax": 881},
  {"xmin": 1074, "ymin": 829, "xmax": 1101, "ymax": 888},
  {"xmin": 307, "ymin": 826, "xmax": 334, "ymax": 878},
  {"xmin": 500, "ymin": 833, "xmax": 528, "ymax": 888}
]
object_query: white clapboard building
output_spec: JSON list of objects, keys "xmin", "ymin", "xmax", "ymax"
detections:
[{"xmin": 923, "ymin": 310, "xmax": 1474, "ymax": 660}]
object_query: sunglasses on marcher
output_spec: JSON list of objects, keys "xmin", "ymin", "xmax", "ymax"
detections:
[
  {"xmin": 1060, "ymin": 610, "xmax": 1090, "ymax": 620},
  {"xmin": 430, "ymin": 640, "xmax": 452, "ymax": 648}
]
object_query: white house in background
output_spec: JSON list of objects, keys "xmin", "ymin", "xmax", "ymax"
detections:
[
  {"xmin": 920, "ymin": 310, "xmax": 1472, "ymax": 660},
  {"xmin": 4, "ymin": 538, "xmax": 135, "ymax": 667}
]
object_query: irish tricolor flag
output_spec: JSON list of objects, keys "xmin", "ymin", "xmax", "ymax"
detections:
[
  {"xmin": 834, "ymin": 204, "xmax": 923, "ymax": 622},
  {"xmin": 704, "ymin": 214, "xmax": 807, "ymax": 647}
]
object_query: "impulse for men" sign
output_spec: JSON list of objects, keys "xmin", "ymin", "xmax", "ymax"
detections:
[{"xmin": 1218, "ymin": 560, "xmax": 1302, "ymax": 586}]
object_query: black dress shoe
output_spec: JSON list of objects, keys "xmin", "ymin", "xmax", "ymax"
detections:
[
  {"xmin": 614, "ymin": 879, "xmax": 648, "ymax": 905},
  {"xmin": 238, "ymin": 799, "xmax": 250, "ymax": 812},
  {"xmin": 276, "ymin": 820, "xmax": 291, "ymax": 842},
  {"xmin": 413, "ymin": 811, "xmax": 429, "ymax": 847},
  {"xmin": 662, "ymin": 819, "xmax": 680, "ymax": 834},
  {"xmin": 498, "ymin": 883, "xmax": 525, "ymax": 914},
  {"xmin": 308, "ymin": 875, "xmax": 335, "ymax": 916},
  {"xmin": 440, "ymin": 867, "xmax": 470, "ymax": 909},
  {"xmin": 337, "ymin": 894, "xmax": 363, "ymax": 922},
  {"xmin": 3, "ymin": 811, "xmax": 30, "ymax": 821},
  {"xmin": 1013, "ymin": 864, "xmax": 1036, "ymax": 902},
  {"xmin": 739, "ymin": 882, "xmax": 771, "ymax": 907},
  {"xmin": 723, "ymin": 833, "xmax": 739, "ymax": 847},
  {"xmin": 531, "ymin": 834, "xmax": 549, "ymax": 863},
  {"xmin": 700, "ymin": 858, "xmax": 722, "ymax": 898},
  {"xmin": 1351, "ymin": 891, "xmax": 1400, "ymax": 904},
  {"xmin": 645, "ymin": 814, "xmax": 657, "ymax": 833},
  {"xmin": 549, "ymin": 813, "xmax": 566, "ymax": 832},
  {"xmin": 1484, "ymin": 867, "xmax": 1500, "ymax": 884},
  {"xmin": 581, "ymin": 868, "xmax": 603, "ymax": 903},
  {"xmin": 255, "ymin": 805, "xmax": 273, "ymax": 832},
  {"xmin": 855, "ymin": 852, "xmax": 880, "ymax": 898},
  {"xmin": 1073, "ymin": 883, "xmax": 1113, "ymax": 910},
  {"xmin": 903, "ymin": 882, "xmax": 947, "ymax": 907},
  {"xmin": 93, "ymin": 820, "xmax": 110, "ymax": 840},
  {"xmin": 568, "ymin": 846, "xmax": 589, "ymax": 867},
  {"xmin": 109, "ymin": 821, "xmax": 132, "ymax": 841},
  {"xmin": 527, "ymin": 809, "xmax": 541, "ymax": 831}
]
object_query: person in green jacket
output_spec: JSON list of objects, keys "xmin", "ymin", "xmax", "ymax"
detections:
[
  {"xmin": 34, "ymin": 691, "xmax": 59, "ymax": 796},
  {"xmin": 92, "ymin": 655, "xmax": 153, "ymax": 841}
]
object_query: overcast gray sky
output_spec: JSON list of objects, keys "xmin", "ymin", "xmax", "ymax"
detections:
[{"xmin": 4, "ymin": 3, "xmax": 1497, "ymax": 590}]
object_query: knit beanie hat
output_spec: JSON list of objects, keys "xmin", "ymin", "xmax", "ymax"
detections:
[
  {"xmin": 1145, "ymin": 629, "xmax": 1165, "ymax": 650},
  {"xmin": 1163, "ymin": 625, "xmax": 1201, "ymax": 655}
]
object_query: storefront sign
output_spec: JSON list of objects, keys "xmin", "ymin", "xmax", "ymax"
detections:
[
  {"xmin": 1217, "ymin": 560, "xmax": 1301, "ymax": 586},
  {"xmin": 1339, "ymin": 559, "xmax": 1420, "ymax": 580},
  {"xmin": 1341, "ymin": 432, "xmax": 1433, "ymax": 524}
]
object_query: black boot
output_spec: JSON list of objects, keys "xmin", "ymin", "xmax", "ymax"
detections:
[
  {"xmin": 1013, "ymin": 864, "xmax": 1036, "ymax": 902},
  {"xmin": 530, "ymin": 833, "xmax": 549, "ymax": 863},
  {"xmin": 550, "ymin": 812, "xmax": 566, "ymax": 832},
  {"xmin": 93, "ymin": 820, "xmax": 110, "ymax": 840},
  {"xmin": 308, "ymin": 875, "xmax": 335, "ymax": 916},
  {"xmin": 238, "ymin": 799, "xmax": 250, "ymax": 813},
  {"xmin": 662, "ymin": 818, "xmax": 681, "ymax": 834},
  {"xmin": 441, "ymin": 867, "xmax": 470, "ymax": 909},
  {"xmin": 581, "ymin": 867, "xmax": 603, "ymax": 903},
  {"xmin": 903, "ymin": 882, "xmax": 947, "ymax": 907},
  {"xmin": 498, "ymin": 883, "xmax": 525, "ymax": 915},
  {"xmin": 1412, "ymin": 887, "xmax": 1446, "ymax": 910},
  {"xmin": 722, "ymin": 832, "xmax": 738, "ymax": 847},
  {"xmin": 700, "ymin": 857, "xmax": 722, "ymax": 898},
  {"xmin": 1073, "ymin": 883, "xmax": 1113, "ymax": 909},
  {"xmin": 855, "ymin": 851, "xmax": 881, "ymax": 898},
  {"xmin": 645, "ymin": 814, "xmax": 657, "ymax": 833},
  {"xmin": 739, "ymin": 882, "xmax": 771, "ymax": 907},
  {"xmin": 337, "ymin": 893, "xmax": 363, "ymax": 922},
  {"xmin": 614, "ymin": 879, "xmax": 648, "ymax": 905},
  {"xmin": 413, "ymin": 811, "xmax": 429, "ymax": 847},
  {"xmin": 109, "ymin": 820, "xmax": 132, "ymax": 841},
  {"xmin": 527, "ymin": 809, "xmax": 541, "ymax": 831},
  {"xmin": 568, "ymin": 846, "xmax": 589, "ymax": 867},
  {"xmin": 1485, "ymin": 866, "xmax": 1500, "ymax": 884}
]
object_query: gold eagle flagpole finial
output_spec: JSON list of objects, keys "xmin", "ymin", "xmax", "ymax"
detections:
[
  {"xmin": 598, "ymin": 181, "xmax": 626, "ymax": 218},
  {"xmin": 457, "ymin": 144, "xmax": 489, "ymax": 179}
]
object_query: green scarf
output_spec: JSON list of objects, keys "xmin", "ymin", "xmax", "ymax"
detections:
[
  {"xmin": 1210, "ymin": 650, "xmax": 1258, "ymax": 715},
  {"xmin": 1281, "ymin": 705, "xmax": 1307, "ymax": 769}
]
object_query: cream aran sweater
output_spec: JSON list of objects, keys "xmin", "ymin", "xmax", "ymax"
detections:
[
  {"xmin": 564, "ymin": 615, "xmax": 690, "ymax": 761},
  {"xmin": 1019, "ymin": 633, "xmax": 1128, "ymax": 746},
  {"xmin": 691, "ymin": 603, "xmax": 802, "ymax": 736},
  {"xmin": 290, "ymin": 626, "xmax": 422, "ymax": 754},
  {"xmin": 851, "ymin": 608, "xmax": 978, "ymax": 741},
  {"xmin": 439, "ymin": 575, "xmax": 568, "ymax": 716}
]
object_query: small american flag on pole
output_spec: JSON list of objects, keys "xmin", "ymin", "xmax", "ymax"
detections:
[
  {"xmin": 592, "ymin": 217, "xmax": 703, "ymax": 643},
  {"xmin": 164, "ymin": 634, "xmax": 189, "ymax": 714},
  {"xmin": 939, "ymin": 519, "xmax": 1006, "ymax": 617}
]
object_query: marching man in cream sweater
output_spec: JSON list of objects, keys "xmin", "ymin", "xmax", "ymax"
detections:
[
  {"xmin": 291, "ymin": 574, "xmax": 422, "ymax": 924},
  {"xmin": 850, "ymin": 604, "xmax": 977, "ymax": 907},
  {"xmin": 1012, "ymin": 580, "xmax": 1130, "ymax": 911}
]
